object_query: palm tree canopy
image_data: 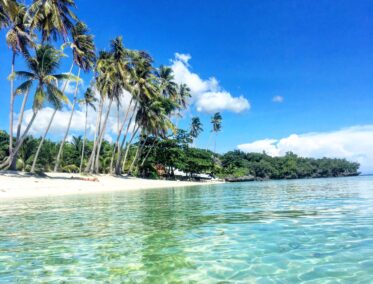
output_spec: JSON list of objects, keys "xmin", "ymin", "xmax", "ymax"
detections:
[
  {"xmin": 79, "ymin": 87, "xmax": 97, "ymax": 111},
  {"xmin": 211, "ymin": 112, "xmax": 222, "ymax": 133},
  {"xmin": 5, "ymin": 1, "xmax": 34, "ymax": 55},
  {"xmin": 26, "ymin": 0, "xmax": 78, "ymax": 42},
  {"xmin": 177, "ymin": 83, "xmax": 191, "ymax": 109},
  {"xmin": 157, "ymin": 65, "xmax": 178, "ymax": 100},
  {"xmin": 71, "ymin": 21, "xmax": 96, "ymax": 72},
  {"xmin": 190, "ymin": 116, "xmax": 203, "ymax": 138},
  {"xmin": 15, "ymin": 44, "xmax": 76, "ymax": 111}
]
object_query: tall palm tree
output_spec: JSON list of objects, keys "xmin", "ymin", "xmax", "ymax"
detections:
[
  {"xmin": 25, "ymin": 0, "xmax": 78, "ymax": 42},
  {"xmin": 86, "ymin": 37, "xmax": 128, "ymax": 173},
  {"xmin": 54, "ymin": 21, "xmax": 95, "ymax": 172},
  {"xmin": 0, "ymin": 44, "xmax": 71, "ymax": 169},
  {"xmin": 79, "ymin": 87, "xmax": 97, "ymax": 172},
  {"xmin": 211, "ymin": 112, "xmax": 222, "ymax": 153},
  {"xmin": 114, "ymin": 51, "xmax": 157, "ymax": 175},
  {"xmin": 190, "ymin": 116, "xmax": 203, "ymax": 144},
  {"xmin": 5, "ymin": 1, "xmax": 34, "ymax": 170}
]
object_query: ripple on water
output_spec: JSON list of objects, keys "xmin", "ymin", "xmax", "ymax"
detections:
[{"xmin": 1, "ymin": 176, "xmax": 373, "ymax": 283}]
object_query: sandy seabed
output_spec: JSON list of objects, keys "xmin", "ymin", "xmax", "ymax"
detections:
[{"xmin": 0, "ymin": 171, "xmax": 222, "ymax": 200}]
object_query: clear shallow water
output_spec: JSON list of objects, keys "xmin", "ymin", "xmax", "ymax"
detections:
[{"xmin": 1, "ymin": 177, "xmax": 373, "ymax": 283}]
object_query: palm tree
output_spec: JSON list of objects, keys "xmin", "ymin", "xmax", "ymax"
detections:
[
  {"xmin": 157, "ymin": 65, "xmax": 178, "ymax": 100},
  {"xmin": 190, "ymin": 117, "xmax": 203, "ymax": 145},
  {"xmin": 25, "ymin": 0, "xmax": 78, "ymax": 42},
  {"xmin": 90, "ymin": 37, "xmax": 128, "ymax": 173},
  {"xmin": 0, "ymin": 44, "xmax": 71, "ymax": 169},
  {"xmin": 5, "ymin": 1, "xmax": 34, "ymax": 170},
  {"xmin": 211, "ymin": 112, "xmax": 222, "ymax": 153},
  {"xmin": 54, "ymin": 21, "xmax": 95, "ymax": 172},
  {"xmin": 79, "ymin": 87, "xmax": 97, "ymax": 172},
  {"xmin": 114, "ymin": 51, "xmax": 157, "ymax": 175}
]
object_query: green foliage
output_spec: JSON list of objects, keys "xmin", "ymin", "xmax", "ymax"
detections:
[{"xmin": 220, "ymin": 150, "xmax": 360, "ymax": 180}]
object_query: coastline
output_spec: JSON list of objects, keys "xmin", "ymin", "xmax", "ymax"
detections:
[{"xmin": 0, "ymin": 172, "xmax": 222, "ymax": 201}]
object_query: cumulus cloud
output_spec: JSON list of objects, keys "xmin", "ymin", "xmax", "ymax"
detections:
[
  {"xmin": 237, "ymin": 125, "xmax": 373, "ymax": 173},
  {"xmin": 171, "ymin": 53, "xmax": 250, "ymax": 113},
  {"xmin": 14, "ymin": 89, "xmax": 137, "ymax": 141},
  {"xmin": 272, "ymin": 95, "xmax": 284, "ymax": 103}
]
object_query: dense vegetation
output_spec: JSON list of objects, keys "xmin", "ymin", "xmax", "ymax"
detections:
[{"xmin": 0, "ymin": 130, "xmax": 360, "ymax": 180}]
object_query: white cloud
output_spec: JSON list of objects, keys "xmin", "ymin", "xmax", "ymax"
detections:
[
  {"xmin": 272, "ymin": 95, "xmax": 284, "ymax": 103},
  {"xmin": 171, "ymin": 53, "xmax": 250, "ymax": 113},
  {"xmin": 237, "ymin": 125, "xmax": 373, "ymax": 173},
  {"xmin": 14, "ymin": 89, "xmax": 137, "ymax": 141}
]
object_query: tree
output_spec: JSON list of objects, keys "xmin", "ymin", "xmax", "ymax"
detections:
[
  {"xmin": 54, "ymin": 21, "xmax": 95, "ymax": 172},
  {"xmin": 190, "ymin": 117, "xmax": 203, "ymax": 144},
  {"xmin": 0, "ymin": 45, "xmax": 71, "ymax": 169},
  {"xmin": 79, "ymin": 87, "xmax": 97, "ymax": 172},
  {"xmin": 211, "ymin": 112, "xmax": 222, "ymax": 153},
  {"xmin": 26, "ymin": 0, "xmax": 78, "ymax": 42},
  {"xmin": 5, "ymin": 1, "xmax": 34, "ymax": 170}
]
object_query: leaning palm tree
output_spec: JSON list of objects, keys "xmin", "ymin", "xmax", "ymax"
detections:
[
  {"xmin": 30, "ymin": 91, "xmax": 68, "ymax": 173},
  {"xmin": 0, "ymin": 44, "xmax": 71, "ymax": 169},
  {"xmin": 25, "ymin": 0, "xmax": 78, "ymax": 42},
  {"xmin": 211, "ymin": 112, "xmax": 222, "ymax": 153},
  {"xmin": 114, "ymin": 51, "xmax": 157, "ymax": 175},
  {"xmin": 190, "ymin": 116, "xmax": 203, "ymax": 145},
  {"xmin": 5, "ymin": 1, "xmax": 35, "ymax": 170},
  {"xmin": 79, "ymin": 87, "xmax": 97, "ymax": 172},
  {"xmin": 54, "ymin": 21, "xmax": 95, "ymax": 172}
]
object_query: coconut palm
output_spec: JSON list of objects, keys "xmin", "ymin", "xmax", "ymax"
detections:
[
  {"xmin": 79, "ymin": 87, "xmax": 97, "ymax": 172},
  {"xmin": 5, "ymin": 1, "xmax": 35, "ymax": 170},
  {"xmin": 25, "ymin": 0, "xmax": 78, "ymax": 42},
  {"xmin": 211, "ymin": 112, "xmax": 222, "ymax": 153},
  {"xmin": 190, "ymin": 116, "xmax": 203, "ymax": 143},
  {"xmin": 54, "ymin": 21, "xmax": 95, "ymax": 172},
  {"xmin": 88, "ymin": 37, "xmax": 128, "ymax": 173},
  {"xmin": 157, "ymin": 65, "xmax": 178, "ymax": 100},
  {"xmin": 0, "ymin": 45, "xmax": 71, "ymax": 169},
  {"xmin": 114, "ymin": 51, "xmax": 157, "ymax": 175}
]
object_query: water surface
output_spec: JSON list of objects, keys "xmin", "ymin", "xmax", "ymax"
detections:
[{"xmin": 1, "ymin": 176, "xmax": 373, "ymax": 283}]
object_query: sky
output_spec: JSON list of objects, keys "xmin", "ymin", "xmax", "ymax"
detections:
[{"xmin": 1, "ymin": 0, "xmax": 373, "ymax": 172}]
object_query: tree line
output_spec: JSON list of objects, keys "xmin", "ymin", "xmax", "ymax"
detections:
[{"xmin": 0, "ymin": 130, "xmax": 360, "ymax": 180}]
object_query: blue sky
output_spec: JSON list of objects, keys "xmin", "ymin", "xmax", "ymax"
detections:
[{"xmin": 1, "ymin": 0, "xmax": 373, "ymax": 170}]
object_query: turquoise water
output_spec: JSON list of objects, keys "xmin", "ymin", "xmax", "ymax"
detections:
[{"xmin": 1, "ymin": 177, "xmax": 373, "ymax": 283}]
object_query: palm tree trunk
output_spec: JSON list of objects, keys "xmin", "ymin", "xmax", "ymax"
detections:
[
  {"xmin": 128, "ymin": 134, "xmax": 148, "ymax": 175},
  {"xmin": 140, "ymin": 139, "xmax": 157, "ymax": 167},
  {"xmin": 121, "ymin": 124, "xmax": 140, "ymax": 173},
  {"xmin": 79, "ymin": 105, "xmax": 88, "ymax": 173},
  {"xmin": 31, "ymin": 109, "xmax": 58, "ymax": 173},
  {"xmin": 1, "ymin": 111, "xmax": 38, "ymax": 170},
  {"xmin": 109, "ymin": 98, "xmax": 133, "ymax": 173},
  {"xmin": 85, "ymin": 98, "xmax": 104, "ymax": 173},
  {"xmin": 8, "ymin": 52, "xmax": 16, "ymax": 170},
  {"xmin": 11, "ymin": 87, "xmax": 31, "ymax": 170},
  {"xmin": 93, "ymin": 97, "xmax": 113, "ymax": 173},
  {"xmin": 114, "ymin": 101, "xmax": 138, "ymax": 175},
  {"xmin": 54, "ymin": 68, "xmax": 81, "ymax": 172},
  {"xmin": 15, "ymin": 87, "xmax": 30, "ymax": 140}
]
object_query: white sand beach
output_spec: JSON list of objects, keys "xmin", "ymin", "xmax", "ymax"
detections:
[{"xmin": 0, "ymin": 172, "xmax": 222, "ymax": 200}]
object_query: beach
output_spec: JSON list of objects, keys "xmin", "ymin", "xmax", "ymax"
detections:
[{"xmin": 0, "ymin": 172, "xmax": 220, "ymax": 200}]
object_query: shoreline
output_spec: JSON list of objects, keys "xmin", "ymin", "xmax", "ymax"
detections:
[{"xmin": 0, "ymin": 172, "xmax": 223, "ymax": 201}]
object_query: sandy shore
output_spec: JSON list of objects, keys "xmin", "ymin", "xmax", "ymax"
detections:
[{"xmin": 0, "ymin": 171, "xmax": 222, "ymax": 200}]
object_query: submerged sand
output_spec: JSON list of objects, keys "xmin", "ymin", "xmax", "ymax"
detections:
[{"xmin": 0, "ymin": 171, "xmax": 221, "ymax": 200}]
